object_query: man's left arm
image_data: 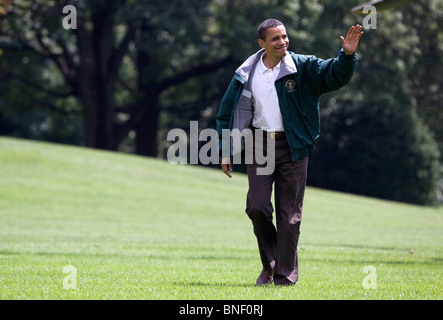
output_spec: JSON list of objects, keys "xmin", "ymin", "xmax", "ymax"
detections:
[{"xmin": 308, "ymin": 25, "xmax": 364, "ymax": 95}]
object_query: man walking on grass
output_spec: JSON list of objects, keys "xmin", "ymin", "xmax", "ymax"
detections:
[{"xmin": 216, "ymin": 19, "xmax": 363, "ymax": 285}]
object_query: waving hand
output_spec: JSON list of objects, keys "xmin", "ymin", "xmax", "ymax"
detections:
[{"xmin": 340, "ymin": 24, "xmax": 364, "ymax": 55}]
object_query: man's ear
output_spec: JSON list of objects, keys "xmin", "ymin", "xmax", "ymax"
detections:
[{"xmin": 258, "ymin": 38, "xmax": 265, "ymax": 49}]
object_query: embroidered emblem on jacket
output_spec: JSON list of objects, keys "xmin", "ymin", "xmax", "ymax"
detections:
[{"xmin": 285, "ymin": 79, "xmax": 296, "ymax": 93}]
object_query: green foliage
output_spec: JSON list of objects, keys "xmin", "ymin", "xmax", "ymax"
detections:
[
  {"xmin": 309, "ymin": 95, "xmax": 440, "ymax": 205},
  {"xmin": 305, "ymin": 0, "xmax": 443, "ymax": 205}
]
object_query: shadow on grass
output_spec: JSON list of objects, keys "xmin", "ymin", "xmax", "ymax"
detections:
[
  {"xmin": 0, "ymin": 250, "xmax": 255, "ymax": 262},
  {"xmin": 305, "ymin": 242, "xmax": 414, "ymax": 252},
  {"xmin": 171, "ymin": 281, "xmax": 265, "ymax": 288},
  {"xmin": 1, "ymin": 242, "xmax": 439, "ymax": 268}
]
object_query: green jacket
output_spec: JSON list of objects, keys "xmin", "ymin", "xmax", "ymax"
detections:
[{"xmin": 216, "ymin": 48, "xmax": 357, "ymax": 161}]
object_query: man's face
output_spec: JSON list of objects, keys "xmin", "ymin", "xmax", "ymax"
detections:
[{"xmin": 258, "ymin": 25, "xmax": 289, "ymax": 60}]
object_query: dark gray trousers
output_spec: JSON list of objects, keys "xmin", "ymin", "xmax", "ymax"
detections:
[{"xmin": 246, "ymin": 135, "xmax": 308, "ymax": 285}]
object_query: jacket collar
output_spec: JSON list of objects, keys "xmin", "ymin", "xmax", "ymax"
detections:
[{"xmin": 235, "ymin": 49, "xmax": 297, "ymax": 84}]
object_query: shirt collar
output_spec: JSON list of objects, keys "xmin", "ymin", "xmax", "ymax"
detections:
[{"xmin": 258, "ymin": 52, "xmax": 282, "ymax": 73}]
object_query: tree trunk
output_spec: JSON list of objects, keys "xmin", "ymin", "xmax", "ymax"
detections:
[
  {"xmin": 134, "ymin": 21, "xmax": 159, "ymax": 157},
  {"xmin": 135, "ymin": 97, "xmax": 160, "ymax": 157},
  {"xmin": 79, "ymin": 82, "xmax": 117, "ymax": 150},
  {"xmin": 77, "ymin": 0, "xmax": 117, "ymax": 151}
]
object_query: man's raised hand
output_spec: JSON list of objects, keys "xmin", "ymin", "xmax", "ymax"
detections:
[{"xmin": 340, "ymin": 24, "xmax": 364, "ymax": 55}]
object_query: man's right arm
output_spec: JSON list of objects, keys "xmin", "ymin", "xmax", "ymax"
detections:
[
  {"xmin": 216, "ymin": 77, "xmax": 242, "ymax": 178},
  {"xmin": 216, "ymin": 77, "xmax": 242, "ymax": 136}
]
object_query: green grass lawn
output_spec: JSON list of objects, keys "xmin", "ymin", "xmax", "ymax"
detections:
[{"xmin": 0, "ymin": 137, "xmax": 442, "ymax": 300}]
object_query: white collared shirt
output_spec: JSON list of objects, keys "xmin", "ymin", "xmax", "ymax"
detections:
[{"xmin": 251, "ymin": 52, "xmax": 285, "ymax": 132}]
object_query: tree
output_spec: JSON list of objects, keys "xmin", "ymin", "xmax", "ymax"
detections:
[
  {"xmin": 0, "ymin": 0, "xmax": 233, "ymax": 156},
  {"xmin": 309, "ymin": 95, "xmax": 440, "ymax": 205}
]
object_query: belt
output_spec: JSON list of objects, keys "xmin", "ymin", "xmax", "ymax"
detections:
[
  {"xmin": 267, "ymin": 131, "xmax": 286, "ymax": 140},
  {"xmin": 256, "ymin": 129, "xmax": 286, "ymax": 140}
]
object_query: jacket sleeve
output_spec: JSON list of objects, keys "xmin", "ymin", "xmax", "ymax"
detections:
[
  {"xmin": 216, "ymin": 76, "xmax": 242, "ymax": 135},
  {"xmin": 305, "ymin": 49, "xmax": 358, "ymax": 96},
  {"xmin": 216, "ymin": 76, "xmax": 243, "ymax": 155}
]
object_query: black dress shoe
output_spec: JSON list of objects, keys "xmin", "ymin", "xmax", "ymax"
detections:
[{"xmin": 256, "ymin": 268, "xmax": 274, "ymax": 285}]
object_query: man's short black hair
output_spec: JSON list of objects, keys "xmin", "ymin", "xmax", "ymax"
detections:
[{"xmin": 257, "ymin": 19, "xmax": 284, "ymax": 41}]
